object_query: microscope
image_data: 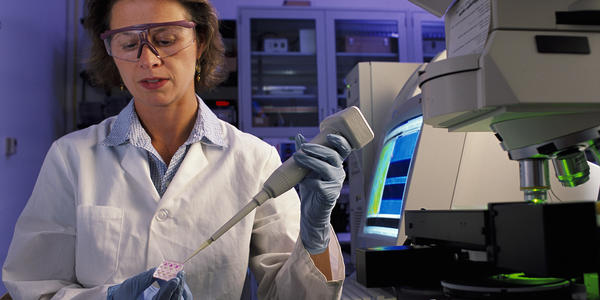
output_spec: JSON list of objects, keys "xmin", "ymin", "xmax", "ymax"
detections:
[
  {"xmin": 356, "ymin": 0, "xmax": 600, "ymax": 298},
  {"xmin": 417, "ymin": 0, "xmax": 600, "ymax": 202}
]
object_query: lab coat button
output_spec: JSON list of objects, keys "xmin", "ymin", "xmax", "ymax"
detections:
[{"xmin": 156, "ymin": 209, "xmax": 169, "ymax": 221}]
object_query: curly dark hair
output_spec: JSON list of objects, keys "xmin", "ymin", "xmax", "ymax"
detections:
[{"xmin": 83, "ymin": 0, "xmax": 226, "ymax": 92}]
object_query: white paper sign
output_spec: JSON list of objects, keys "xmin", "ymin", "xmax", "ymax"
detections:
[{"xmin": 446, "ymin": 0, "xmax": 491, "ymax": 57}]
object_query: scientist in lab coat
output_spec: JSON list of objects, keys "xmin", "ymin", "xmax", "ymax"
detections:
[{"xmin": 2, "ymin": 0, "xmax": 348, "ymax": 299}]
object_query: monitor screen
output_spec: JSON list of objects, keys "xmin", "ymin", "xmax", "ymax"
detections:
[{"xmin": 364, "ymin": 115, "xmax": 423, "ymax": 238}]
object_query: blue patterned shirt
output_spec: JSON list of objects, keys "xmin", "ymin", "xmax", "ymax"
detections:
[{"xmin": 102, "ymin": 95, "xmax": 226, "ymax": 197}]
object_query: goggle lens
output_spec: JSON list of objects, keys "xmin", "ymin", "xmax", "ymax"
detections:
[{"xmin": 104, "ymin": 25, "xmax": 195, "ymax": 62}]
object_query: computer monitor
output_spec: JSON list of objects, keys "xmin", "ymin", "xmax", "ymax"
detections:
[
  {"xmin": 352, "ymin": 66, "xmax": 426, "ymax": 253},
  {"xmin": 364, "ymin": 115, "xmax": 422, "ymax": 239}
]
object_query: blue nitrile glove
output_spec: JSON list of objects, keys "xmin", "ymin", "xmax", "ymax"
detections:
[
  {"xmin": 153, "ymin": 271, "xmax": 192, "ymax": 300},
  {"xmin": 107, "ymin": 268, "xmax": 156, "ymax": 300},
  {"xmin": 293, "ymin": 133, "xmax": 351, "ymax": 254}
]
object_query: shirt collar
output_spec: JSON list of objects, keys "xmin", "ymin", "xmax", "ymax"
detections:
[
  {"xmin": 191, "ymin": 95, "xmax": 227, "ymax": 148},
  {"xmin": 102, "ymin": 95, "xmax": 227, "ymax": 148}
]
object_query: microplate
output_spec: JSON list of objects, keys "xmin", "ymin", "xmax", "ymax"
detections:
[{"xmin": 153, "ymin": 260, "xmax": 184, "ymax": 281}]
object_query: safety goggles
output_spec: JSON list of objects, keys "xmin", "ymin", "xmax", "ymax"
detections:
[{"xmin": 100, "ymin": 20, "xmax": 197, "ymax": 62}]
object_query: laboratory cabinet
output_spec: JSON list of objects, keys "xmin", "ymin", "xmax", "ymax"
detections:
[
  {"xmin": 238, "ymin": 8, "xmax": 327, "ymax": 138},
  {"xmin": 409, "ymin": 12, "xmax": 445, "ymax": 63},
  {"xmin": 325, "ymin": 11, "xmax": 409, "ymax": 113},
  {"xmin": 238, "ymin": 7, "xmax": 417, "ymax": 138}
]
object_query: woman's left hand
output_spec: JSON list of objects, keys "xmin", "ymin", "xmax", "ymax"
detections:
[{"xmin": 293, "ymin": 133, "xmax": 351, "ymax": 255}]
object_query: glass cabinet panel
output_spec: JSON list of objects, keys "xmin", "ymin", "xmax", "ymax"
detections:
[
  {"xmin": 325, "ymin": 12, "xmax": 408, "ymax": 114},
  {"xmin": 250, "ymin": 19, "xmax": 319, "ymax": 128},
  {"xmin": 239, "ymin": 9, "xmax": 408, "ymax": 137},
  {"xmin": 411, "ymin": 12, "xmax": 445, "ymax": 62},
  {"xmin": 239, "ymin": 9, "xmax": 327, "ymax": 137},
  {"xmin": 335, "ymin": 20, "xmax": 401, "ymax": 109},
  {"xmin": 420, "ymin": 21, "xmax": 445, "ymax": 62}
]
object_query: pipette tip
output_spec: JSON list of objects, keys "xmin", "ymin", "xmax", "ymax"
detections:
[{"xmin": 183, "ymin": 239, "xmax": 212, "ymax": 264}]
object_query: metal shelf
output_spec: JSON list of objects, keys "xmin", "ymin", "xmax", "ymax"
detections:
[
  {"xmin": 253, "ymin": 94, "xmax": 317, "ymax": 99},
  {"xmin": 252, "ymin": 51, "xmax": 316, "ymax": 56},
  {"xmin": 261, "ymin": 106, "xmax": 318, "ymax": 113},
  {"xmin": 336, "ymin": 52, "xmax": 398, "ymax": 57}
]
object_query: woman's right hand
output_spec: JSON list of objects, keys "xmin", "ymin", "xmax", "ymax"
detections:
[
  {"xmin": 107, "ymin": 268, "xmax": 192, "ymax": 300},
  {"xmin": 153, "ymin": 271, "xmax": 192, "ymax": 300},
  {"xmin": 107, "ymin": 268, "xmax": 156, "ymax": 300}
]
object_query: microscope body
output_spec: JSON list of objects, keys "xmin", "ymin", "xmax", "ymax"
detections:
[{"xmin": 415, "ymin": 0, "xmax": 600, "ymax": 201}]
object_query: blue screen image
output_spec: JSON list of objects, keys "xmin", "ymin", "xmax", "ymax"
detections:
[{"xmin": 365, "ymin": 116, "xmax": 423, "ymax": 237}]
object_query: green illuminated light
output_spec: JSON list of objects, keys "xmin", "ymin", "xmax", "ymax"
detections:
[
  {"xmin": 585, "ymin": 273, "xmax": 599, "ymax": 300},
  {"xmin": 367, "ymin": 140, "xmax": 394, "ymax": 215},
  {"xmin": 557, "ymin": 171, "xmax": 586, "ymax": 187},
  {"xmin": 491, "ymin": 273, "xmax": 565, "ymax": 285},
  {"xmin": 557, "ymin": 172, "xmax": 586, "ymax": 179},
  {"xmin": 531, "ymin": 198, "xmax": 545, "ymax": 204}
]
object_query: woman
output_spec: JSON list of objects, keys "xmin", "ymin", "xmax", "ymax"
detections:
[{"xmin": 2, "ymin": 0, "xmax": 349, "ymax": 299}]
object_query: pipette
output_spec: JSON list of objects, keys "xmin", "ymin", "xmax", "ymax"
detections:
[{"xmin": 154, "ymin": 106, "xmax": 374, "ymax": 279}]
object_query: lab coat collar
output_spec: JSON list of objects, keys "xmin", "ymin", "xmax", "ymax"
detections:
[
  {"xmin": 160, "ymin": 142, "xmax": 208, "ymax": 201},
  {"xmin": 102, "ymin": 95, "xmax": 227, "ymax": 149},
  {"xmin": 121, "ymin": 146, "xmax": 161, "ymax": 202},
  {"xmin": 115, "ymin": 128, "xmax": 211, "ymax": 203}
]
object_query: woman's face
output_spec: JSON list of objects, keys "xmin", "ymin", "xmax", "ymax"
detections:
[{"xmin": 109, "ymin": 0, "xmax": 201, "ymax": 109}]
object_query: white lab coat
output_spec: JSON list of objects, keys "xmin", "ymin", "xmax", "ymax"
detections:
[{"xmin": 2, "ymin": 116, "xmax": 345, "ymax": 299}]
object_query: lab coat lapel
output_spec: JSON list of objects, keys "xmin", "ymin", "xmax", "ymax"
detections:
[
  {"xmin": 161, "ymin": 142, "xmax": 208, "ymax": 201},
  {"xmin": 120, "ymin": 145, "xmax": 161, "ymax": 201}
]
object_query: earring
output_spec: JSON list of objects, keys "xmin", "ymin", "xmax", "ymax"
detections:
[
  {"xmin": 120, "ymin": 83, "xmax": 125, "ymax": 91},
  {"xmin": 195, "ymin": 64, "xmax": 201, "ymax": 82}
]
